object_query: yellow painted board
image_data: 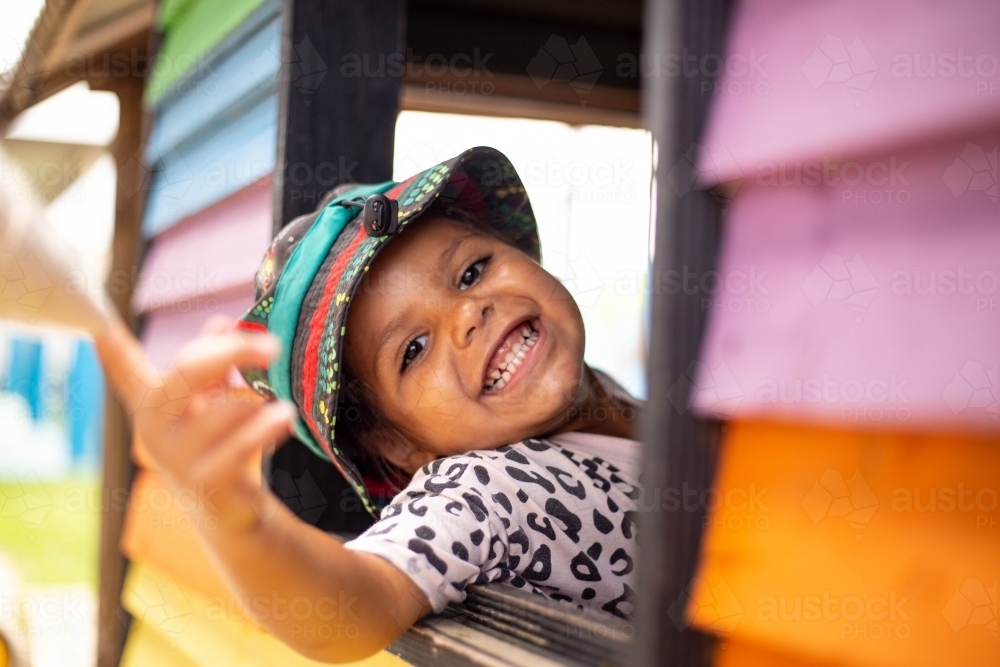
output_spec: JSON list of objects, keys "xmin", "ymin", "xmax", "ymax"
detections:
[
  {"xmin": 121, "ymin": 561, "xmax": 410, "ymax": 667},
  {"xmin": 121, "ymin": 621, "xmax": 201, "ymax": 667}
]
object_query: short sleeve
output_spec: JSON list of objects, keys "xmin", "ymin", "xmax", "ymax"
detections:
[{"xmin": 344, "ymin": 458, "xmax": 509, "ymax": 612}]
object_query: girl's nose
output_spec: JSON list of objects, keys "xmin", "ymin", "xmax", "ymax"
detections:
[{"xmin": 451, "ymin": 297, "xmax": 492, "ymax": 348}]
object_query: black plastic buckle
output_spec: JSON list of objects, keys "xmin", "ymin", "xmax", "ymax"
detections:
[{"xmin": 339, "ymin": 194, "xmax": 399, "ymax": 237}]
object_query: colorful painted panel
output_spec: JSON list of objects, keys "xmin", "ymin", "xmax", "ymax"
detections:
[
  {"xmin": 696, "ymin": 0, "xmax": 1000, "ymax": 184},
  {"xmin": 142, "ymin": 93, "xmax": 277, "ymax": 237},
  {"xmin": 146, "ymin": 0, "xmax": 277, "ymax": 105},
  {"xmin": 145, "ymin": 14, "xmax": 280, "ymax": 162},
  {"xmin": 121, "ymin": 561, "xmax": 409, "ymax": 667},
  {"xmin": 691, "ymin": 131, "xmax": 1000, "ymax": 432},
  {"xmin": 133, "ymin": 177, "xmax": 272, "ymax": 313},
  {"xmin": 140, "ymin": 291, "xmax": 255, "ymax": 371},
  {"xmin": 691, "ymin": 421, "xmax": 1000, "ymax": 667}
]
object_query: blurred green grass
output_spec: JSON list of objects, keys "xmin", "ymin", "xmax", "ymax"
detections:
[{"xmin": 0, "ymin": 475, "xmax": 101, "ymax": 589}]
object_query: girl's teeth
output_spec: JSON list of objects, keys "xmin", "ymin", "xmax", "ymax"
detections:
[{"xmin": 486, "ymin": 324, "xmax": 540, "ymax": 391}]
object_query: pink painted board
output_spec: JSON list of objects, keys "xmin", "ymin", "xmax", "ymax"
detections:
[
  {"xmin": 695, "ymin": 0, "xmax": 1000, "ymax": 184},
  {"xmin": 140, "ymin": 289, "xmax": 255, "ymax": 371},
  {"xmin": 689, "ymin": 130, "xmax": 999, "ymax": 433},
  {"xmin": 132, "ymin": 176, "xmax": 272, "ymax": 313}
]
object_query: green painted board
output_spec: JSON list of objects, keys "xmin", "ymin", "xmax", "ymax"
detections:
[
  {"xmin": 146, "ymin": 0, "xmax": 269, "ymax": 106},
  {"xmin": 156, "ymin": 0, "xmax": 199, "ymax": 30}
]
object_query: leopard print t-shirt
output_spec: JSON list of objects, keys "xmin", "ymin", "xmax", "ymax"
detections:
[{"xmin": 345, "ymin": 434, "xmax": 641, "ymax": 619}]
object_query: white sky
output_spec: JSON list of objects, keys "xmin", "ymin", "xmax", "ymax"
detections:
[
  {"xmin": 0, "ymin": 0, "xmax": 45, "ymax": 77},
  {"xmin": 6, "ymin": 81, "xmax": 121, "ymax": 145}
]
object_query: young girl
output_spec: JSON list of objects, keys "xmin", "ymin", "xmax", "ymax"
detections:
[{"xmin": 100, "ymin": 147, "xmax": 643, "ymax": 663}]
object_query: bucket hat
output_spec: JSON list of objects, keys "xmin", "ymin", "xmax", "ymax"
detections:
[{"xmin": 237, "ymin": 147, "xmax": 540, "ymax": 517}]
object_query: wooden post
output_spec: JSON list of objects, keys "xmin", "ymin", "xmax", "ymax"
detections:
[
  {"xmin": 269, "ymin": 0, "xmax": 406, "ymax": 534},
  {"xmin": 94, "ymin": 72, "xmax": 146, "ymax": 667},
  {"xmin": 635, "ymin": 0, "xmax": 732, "ymax": 665},
  {"xmin": 273, "ymin": 0, "xmax": 406, "ymax": 227}
]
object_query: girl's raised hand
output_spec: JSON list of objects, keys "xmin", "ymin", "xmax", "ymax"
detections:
[
  {"xmin": 93, "ymin": 313, "xmax": 429, "ymax": 660},
  {"xmin": 94, "ymin": 313, "xmax": 294, "ymax": 534}
]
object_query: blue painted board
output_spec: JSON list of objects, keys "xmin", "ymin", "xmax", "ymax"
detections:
[
  {"xmin": 143, "ymin": 93, "xmax": 277, "ymax": 238},
  {"xmin": 67, "ymin": 340, "xmax": 104, "ymax": 469},
  {"xmin": 4, "ymin": 337, "xmax": 42, "ymax": 420},
  {"xmin": 145, "ymin": 12, "xmax": 280, "ymax": 161}
]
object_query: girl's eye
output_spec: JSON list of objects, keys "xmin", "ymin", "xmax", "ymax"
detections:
[
  {"xmin": 401, "ymin": 334, "xmax": 428, "ymax": 371},
  {"xmin": 459, "ymin": 256, "xmax": 490, "ymax": 290}
]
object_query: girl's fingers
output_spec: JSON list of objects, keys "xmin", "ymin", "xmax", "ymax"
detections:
[
  {"xmin": 170, "ymin": 398, "xmax": 262, "ymax": 459},
  {"xmin": 165, "ymin": 332, "xmax": 279, "ymax": 403},
  {"xmin": 200, "ymin": 314, "xmax": 235, "ymax": 336},
  {"xmin": 190, "ymin": 402, "xmax": 296, "ymax": 486}
]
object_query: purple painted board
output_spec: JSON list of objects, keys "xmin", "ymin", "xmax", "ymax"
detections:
[
  {"xmin": 141, "ymin": 290, "xmax": 255, "ymax": 371},
  {"xmin": 132, "ymin": 177, "xmax": 272, "ymax": 313},
  {"xmin": 695, "ymin": 0, "xmax": 1000, "ymax": 184},
  {"xmin": 690, "ymin": 130, "xmax": 999, "ymax": 433}
]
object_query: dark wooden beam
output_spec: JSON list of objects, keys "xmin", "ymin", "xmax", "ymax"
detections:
[
  {"xmin": 92, "ymin": 71, "xmax": 146, "ymax": 667},
  {"xmin": 273, "ymin": 0, "xmax": 406, "ymax": 228},
  {"xmin": 634, "ymin": 0, "xmax": 732, "ymax": 665},
  {"xmin": 269, "ymin": 0, "xmax": 406, "ymax": 534},
  {"xmin": 406, "ymin": 0, "xmax": 641, "ymax": 91}
]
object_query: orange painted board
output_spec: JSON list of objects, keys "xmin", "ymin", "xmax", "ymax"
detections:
[
  {"xmin": 685, "ymin": 421, "xmax": 999, "ymax": 667},
  {"xmin": 121, "ymin": 467, "xmax": 235, "ymax": 604}
]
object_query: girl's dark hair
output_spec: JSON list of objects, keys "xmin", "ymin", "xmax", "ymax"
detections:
[{"xmin": 335, "ymin": 364, "xmax": 410, "ymax": 496}]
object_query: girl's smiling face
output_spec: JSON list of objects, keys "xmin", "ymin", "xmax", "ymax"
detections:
[{"xmin": 344, "ymin": 214, "xmax": 586, "ymax": 471}]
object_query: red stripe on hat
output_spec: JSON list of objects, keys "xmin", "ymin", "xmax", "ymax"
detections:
[
  {"xmin": 385, "ymin": 180, "xmax": 410, "ymax": 199},
  {"xmin": 300, "ymin": 224, "xmax": 369, "ymax": 443},
  {"xmin": 236, "ymin": 320, "xmax": 268, "ymax": 334}
]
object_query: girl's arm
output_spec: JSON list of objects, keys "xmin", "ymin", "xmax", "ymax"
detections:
[{"xmin": 95, "ymin": 316, "xmax": 429, "ymax": 663}]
